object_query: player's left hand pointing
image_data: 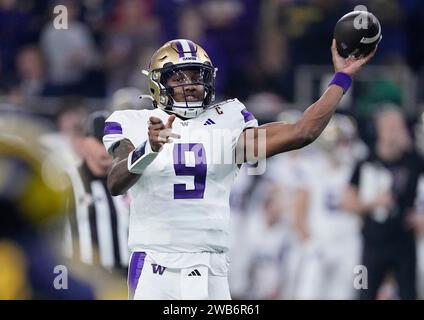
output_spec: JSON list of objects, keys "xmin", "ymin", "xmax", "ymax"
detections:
[{"xmin": 148, "ymin": 115, "xmax": 181, "ymax": 152}]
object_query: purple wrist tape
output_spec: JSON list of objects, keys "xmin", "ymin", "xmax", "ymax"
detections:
[{"xmin": 328, "ymin": 72, "xmax": 352, "ymax": 94}]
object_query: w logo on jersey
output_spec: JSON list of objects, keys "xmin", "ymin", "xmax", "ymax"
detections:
[{"xmin": 152, "ymin": 264, "xmax": 166, "ymax": 275}]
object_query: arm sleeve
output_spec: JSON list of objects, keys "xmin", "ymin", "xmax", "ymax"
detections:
[
  {"xmin": 102, "ymin": 111, "xmax": 132, "ymax": 155},
  {"xmin": 230, "ymin": 99, "xmax": 259, "ymax": 166},
  {"xmin": 239, "ymin": 104, "xmax": 258, "ymax": 130}
]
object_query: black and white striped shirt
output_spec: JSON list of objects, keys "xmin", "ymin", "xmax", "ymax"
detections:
[{"xmin": 64, "ymin": 163, "xmax": 130, "ymax": 271}]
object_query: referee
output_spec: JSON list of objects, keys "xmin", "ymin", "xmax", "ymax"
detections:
[{"xmin": 64, "ymin": 111, "xmax": 130, "ymax": 274}]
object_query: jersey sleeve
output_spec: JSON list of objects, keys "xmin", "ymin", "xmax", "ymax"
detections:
[
  {"xmin": 222, "ymin": 99, "xmax": 258, "ymax": 165},
  {"xmin": 103, "ymin": 111, "xmax": 137, "ymax": 155},
  {"xmin": 236, "ymin": 99, "xmax": 258, "ymax": 130}
]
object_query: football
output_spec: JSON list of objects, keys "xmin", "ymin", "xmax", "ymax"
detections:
[{"xmin": 334, "ymin": 10, "xmax": 382, "ymax": 58}]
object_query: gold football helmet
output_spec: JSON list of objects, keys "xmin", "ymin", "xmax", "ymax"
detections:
[
  {"xmin": 143, "ymin": 39, "xmax": 217, "ymax": 118},
  {"xmin": 318, "ymin": 113, "xmax": 358, "ymax": 154}
]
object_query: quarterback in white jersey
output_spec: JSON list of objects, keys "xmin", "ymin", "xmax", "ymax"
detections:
[
  {"xmin": 104, "ymin": 98, "xmax": 256, "ymax": 253},
  {"xmin": 102, "ymin": 39, "xmax": 376, "ymax": 299}
]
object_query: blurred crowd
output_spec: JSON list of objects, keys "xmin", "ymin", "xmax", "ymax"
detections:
[
  {"xmin": 229, "ymin": 109, "xmax": 424, "ymax": 299},
  {"xmin": 1, "ymin": 0, "xmax": 424, "ymax": 299},
  {"xmin": 1, "ymin": 0, "xmax": 424, "ymax": 105}
]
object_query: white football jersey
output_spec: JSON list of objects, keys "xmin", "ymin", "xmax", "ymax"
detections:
[
  {"xmin": 103, "ymin": 99, "xmax": 257, "ymax": 254},
  {"xmin": 244, "ymin": 216, "xmax": 294, "ymax": 299},
  {"xmin": 299, "ymin": 152, "xmax": 360, "ymax": 241}
]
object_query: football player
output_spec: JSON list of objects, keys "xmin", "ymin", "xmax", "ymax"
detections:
[
  {"xmin": 103, "ymin": 38, "xmax": 376, "ymax": 299},
  {"xmin": 291, "ymin": 115, "xmax": 364, "ymax": 299}
]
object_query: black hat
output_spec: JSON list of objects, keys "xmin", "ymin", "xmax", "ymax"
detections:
[{"xmin": 86, "ymin": 110, "xmax": 111, "ymax": 142}]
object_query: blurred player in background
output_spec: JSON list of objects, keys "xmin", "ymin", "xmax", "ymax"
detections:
[
  {"xmin": 263, "ymin": 109, "xmax": 311, "ymax": 226},
  {"xmin": 343, "ymin": 107, "xmax": 424, "ymax": 300},
  {"xmin": 292, "ymin": 114, "xmax": 364, "ymax": 299},
  {"xmin": 235, "ymin": 184, "xmax": 294, "ymax": 299},
  {"xmin": 103, "ymin": 39, "xmax": 375, "ymax": 299},
  {"xmin": 0, "ymin": 115, "xmax": 94, "ymax": 299},
  {"xmin": 109, "ymin": 87, "xmax": 153, "ymax": 111}
]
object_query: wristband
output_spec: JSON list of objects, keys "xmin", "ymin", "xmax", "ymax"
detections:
[
  {"xmin": 328, "ymin": 72, "xmax": 352, "ymax": 94},
  {"xmin": 127, "ymin": 140, "xmax": 161, "ymax": 174}
]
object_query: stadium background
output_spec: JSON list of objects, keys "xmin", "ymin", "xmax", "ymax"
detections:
[{"xmin": 0, "ymin": 0, "xmax": 424, "ymax": 299}]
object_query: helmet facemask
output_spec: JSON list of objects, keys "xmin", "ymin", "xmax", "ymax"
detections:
[{"xmin": 150, "ymin": 63, "xmax": 216, "ymax": 119}]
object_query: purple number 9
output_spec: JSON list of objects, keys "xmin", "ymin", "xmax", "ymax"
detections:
[{"xmin": 173, "ymin": 143, "xmax": 207, "ymax": 199}]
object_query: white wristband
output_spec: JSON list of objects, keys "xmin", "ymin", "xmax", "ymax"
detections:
[{"xmin": 127, "ymin": 140, "xmax": 161, "ymax": 174}]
